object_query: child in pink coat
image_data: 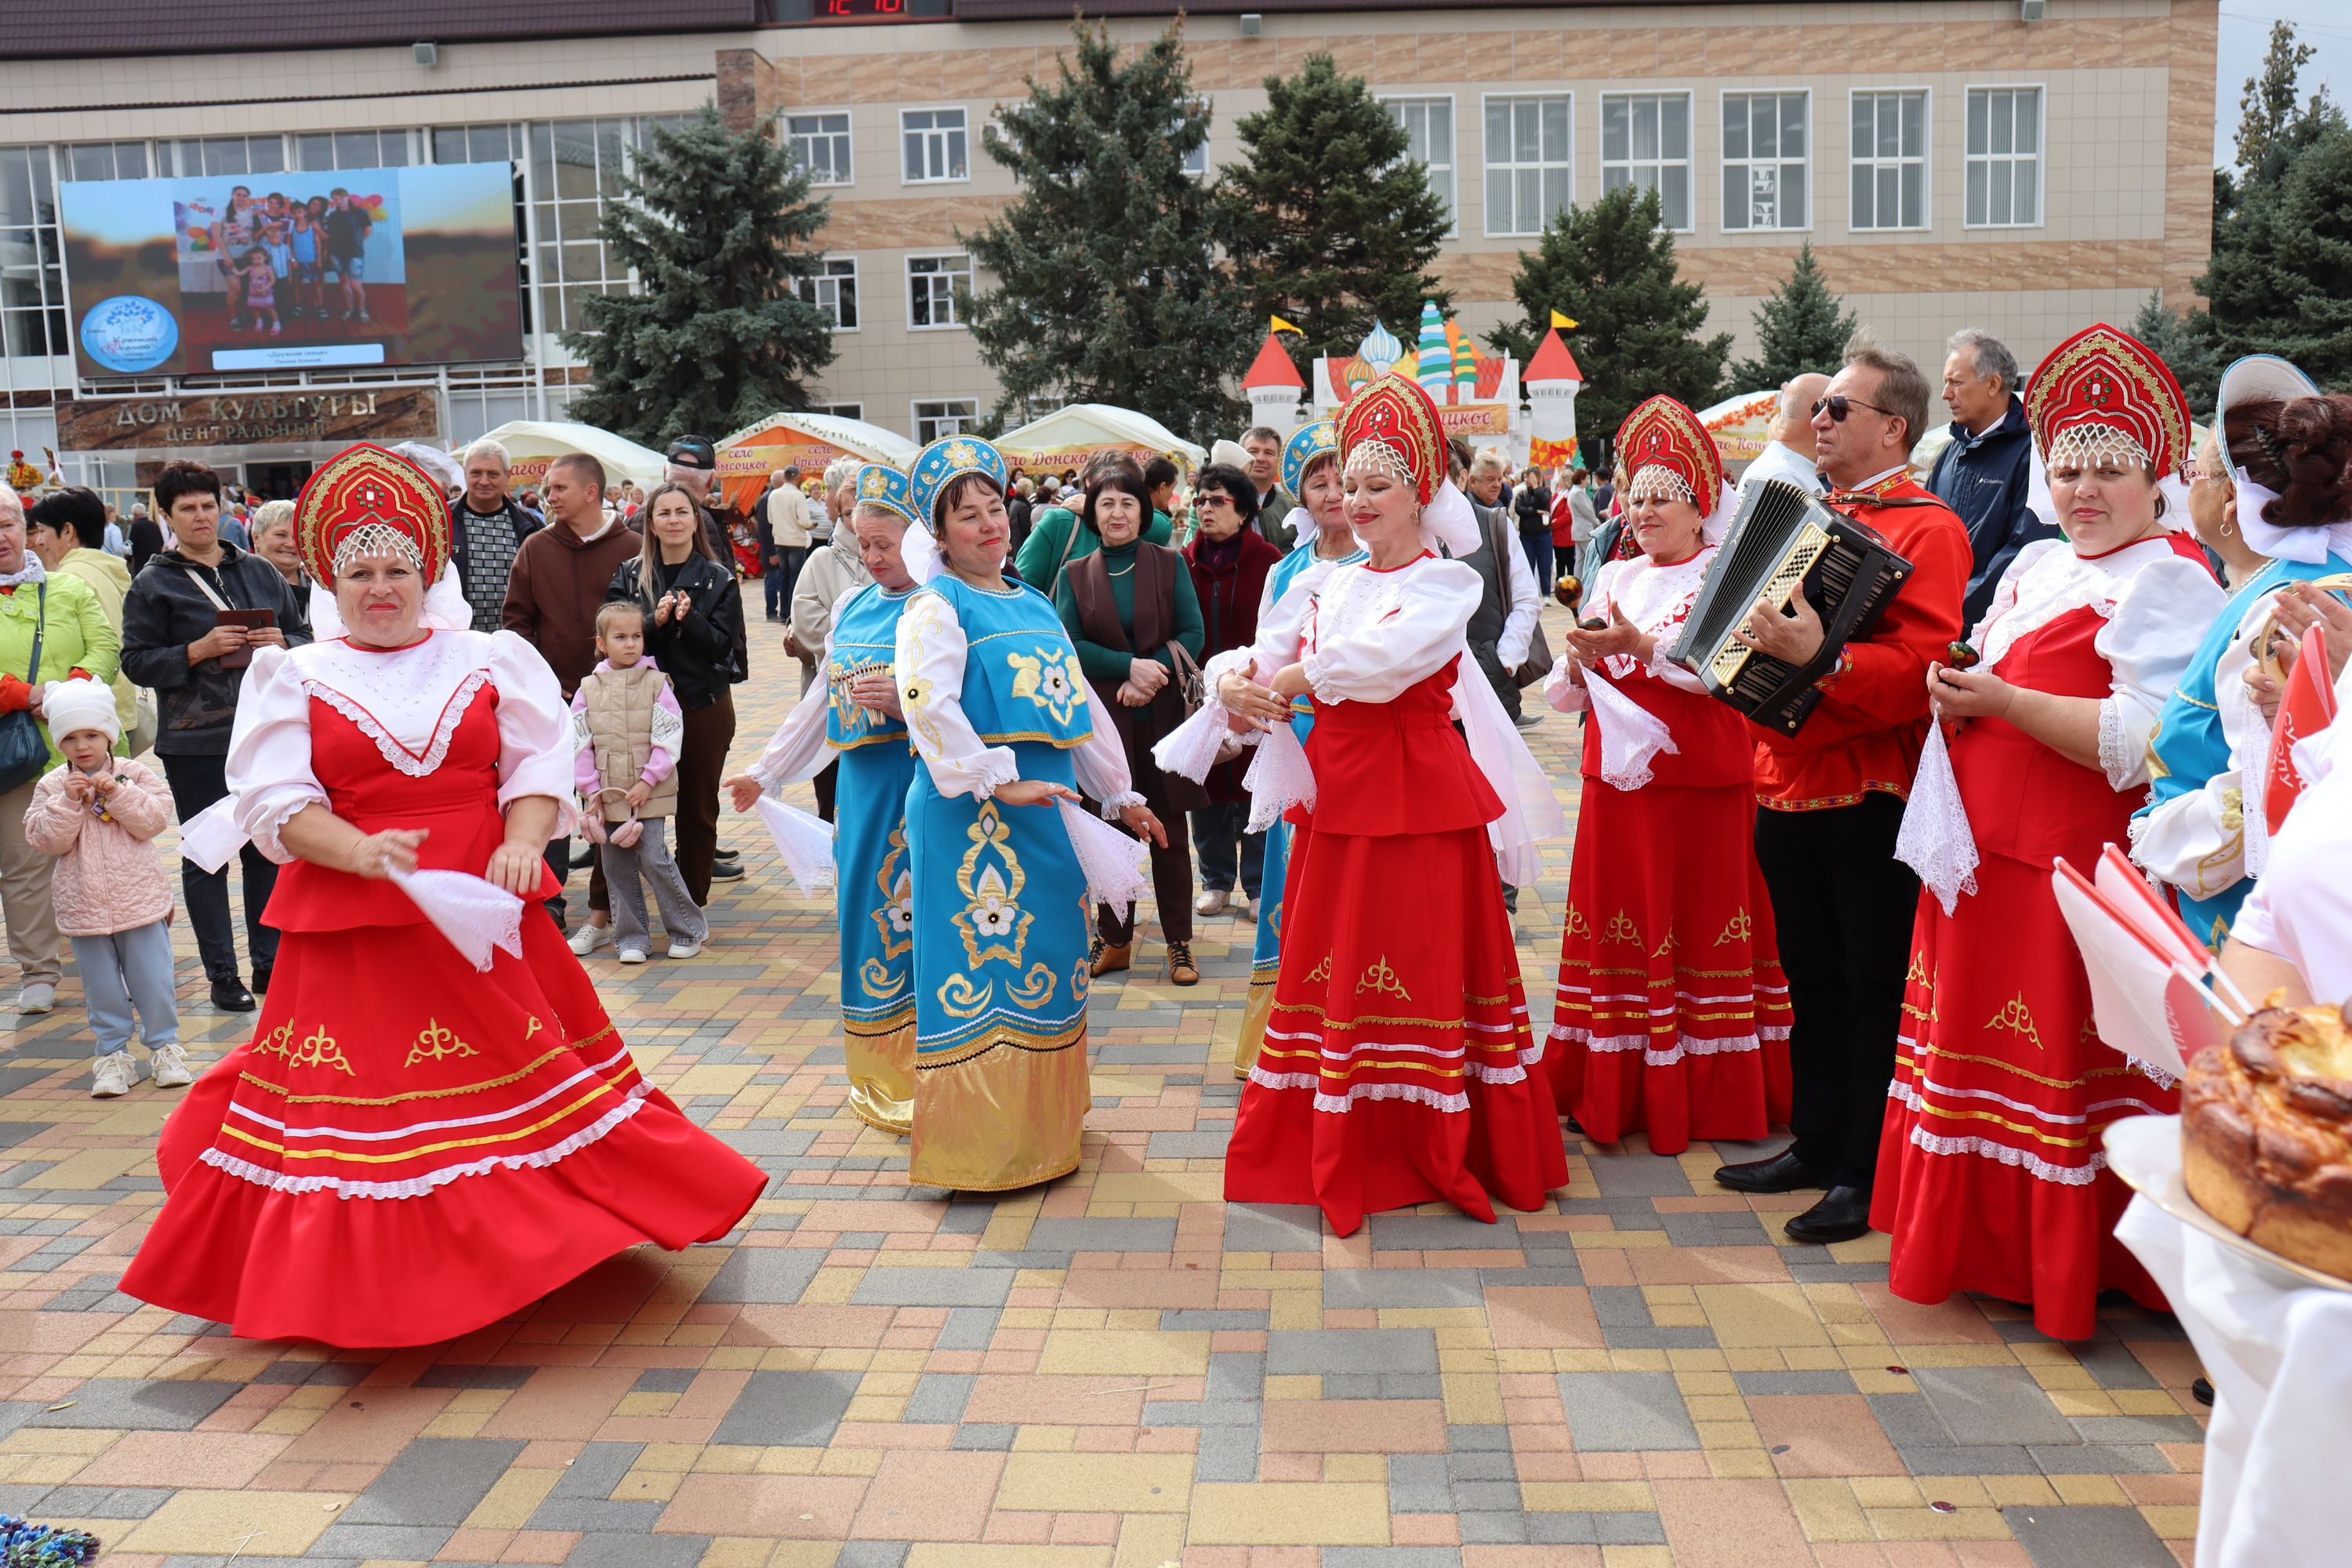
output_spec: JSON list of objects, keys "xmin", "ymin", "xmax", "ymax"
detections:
[{"xmin": 21, "ymin": 680, "xmax": 186, "ymax": 1098}]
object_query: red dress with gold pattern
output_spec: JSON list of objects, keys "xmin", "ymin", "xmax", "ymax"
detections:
[{"xmin": 121, "ymin": 633, "xmax": 765, "ymax": 1346}]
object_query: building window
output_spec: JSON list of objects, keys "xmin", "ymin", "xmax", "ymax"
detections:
[
  {"xmin": 914, "ymin": 399, "xmax": 978, "ymax": 444},
  {"xmin": 1850, "ymin": 90, "xmax": 1929, "ymax": 231},
  {"xmin": 1600, "ymin": 93, "xmax": 1693, "ymax": 231},
  {"xmin": 906, "ymin": 252, "xmax": 970, "ymax": 329},
  {"xmin": 815, "ymin": 402, "xmax": 864, "ymax": 421},
  {"xmin": 901, "ymin": 109, "xmax": 968, "ymax": 184},
  {"xmin": 1722, "ymin": 92, "xmax": 1809, "ymax": 231},
  {"xmin": 64, "ymin": 142, "xmax": 150, "ymax": 183},
  {"xmin": 1965, "ymin": 87, "xmax": 2042, "ymax": 227},
  {"xmin": 530, "ymin": 118, "xmax": 659, "ymax": 338},
  {"xmin": 0, "ymin": 145, "xmax": 67, "ymax": 361},
  {"xmin": 296, "ymin": 130, "xmax": 412, "ymax": 171},
  {"xmin": 1181, "ymin": 136, "xmax": 1209, "ymax": 177},
  {"xmin": 1381, "ymin": 96, "xmax": 1455, "ymax": 233},
  {"xmin": 432, "ymin": 125, "xmax": 524, "ymax": 165},
  {"xmin": 788, "ymin": 113, "xmax": 853, "ymax": 186},
  {"xmin": 164, "ymin": 136, "xmax": 288, "ymax": 178},
  {"xmin": 800, "ymin": 256, "xmax": 859, "ymax": 331},
  {"xmin": 1482, "ymin": 95, "xmax": 1571, "ymax": 238}
]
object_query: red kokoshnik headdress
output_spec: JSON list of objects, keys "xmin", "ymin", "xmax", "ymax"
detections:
[
  {"xmin": 2024, "ymin": 323, "xmax": 2192, "ymax": 480},
  {"xmin": 1338, "ymin": 373, "xmax": 1448, "ymax": 505},
  {"xmin": 1615, "ymin": 395, "xmax": 1724, "ymax": 517},
  {"xmin": 294, "ymin": 442, "xmax": 454, "ymax": 585}
]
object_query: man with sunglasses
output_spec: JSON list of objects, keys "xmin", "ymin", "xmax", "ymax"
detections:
[{"xmin": 1711, "ymin": 334, "xmax": 1971, "ymax": 1247}]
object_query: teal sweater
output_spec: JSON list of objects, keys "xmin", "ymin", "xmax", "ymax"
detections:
[
  {"xmin": 1053, "ymin": 539, "xmax": 1203, "ymax": 683},
  {"xmin": 1015, "ymin": 506, "xmax": 1173, "ymax": 589}
]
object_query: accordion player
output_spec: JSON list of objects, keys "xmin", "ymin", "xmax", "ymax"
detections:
[{"xmin": 1662, "ymin": 479, "xmax": 1915, "ymax": 735}]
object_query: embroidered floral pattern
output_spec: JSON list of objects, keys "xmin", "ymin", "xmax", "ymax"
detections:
[
  {"xmin": 1985, "ymin": 993, "xmax": 2045, "ymax": 1051},
  {"xmin": 405, "ymin": 1019, "xmax": 478, "ymax": 1068},
  {"xmin": 953, "ymin": 803, "xmax": 1032, "ymax": 969},
  {"xmin": 256, "ymin": 1022, "xmax": 355, "ymax": 1076},
  {"xmin": 1713, "ymin": 910, "xmax": 1752, "ymax": 946},
  {"xmin": 871, "ymin": 826, "xmax": 914, "ymax": 960},
  {"xmin": 1005, "ymin": 648, "xmax": 1087, "ymax": 726},
  {"xmin": 1357, "ymin": 956, "xmax": 1412, "ymax": 1000},
  {"xmin": 938, "ymin": 972, "xmax": 995, "ymax": 1019}
]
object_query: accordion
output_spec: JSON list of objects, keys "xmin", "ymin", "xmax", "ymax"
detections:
[{"xmin": 1662, "ymin": 479, "xmax": 1915, "ymax": 735}]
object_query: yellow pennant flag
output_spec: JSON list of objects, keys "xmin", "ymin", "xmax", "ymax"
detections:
[
  {"xmin": 1550, "ymin": 310, "xmax": 1579, "ymax": 329},
  {"xmin": 1270, "ymin": 315, "xmax": 1303, "ymax": 335}
]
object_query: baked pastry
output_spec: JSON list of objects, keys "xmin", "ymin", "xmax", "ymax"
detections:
[{"xmin": 2182, "ymin": 1003, "xmax": 2352, "ymax": 1283}]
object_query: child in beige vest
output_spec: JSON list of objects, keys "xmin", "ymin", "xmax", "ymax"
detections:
[{"xmin": 571, "ymin": 601, "xmax": 707, "ymax": 962}]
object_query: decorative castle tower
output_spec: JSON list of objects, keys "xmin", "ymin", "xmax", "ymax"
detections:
[
  {"xmin": 1524, "ymin": 325, "xmax": 1585, "ymax": 470},
  {"xmin": 1240, "ymin": 329, "xmax": 1306, "ymax": 436}
]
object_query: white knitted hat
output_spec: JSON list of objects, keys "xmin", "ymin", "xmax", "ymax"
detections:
[{"xmin": 43, "ymin": 677, "xmax": 118, "ymax": 745}]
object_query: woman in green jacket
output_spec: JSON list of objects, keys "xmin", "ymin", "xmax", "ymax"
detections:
[{"xmin": 27, "ymin": 488, "xmax": 142, "ymax": 752}]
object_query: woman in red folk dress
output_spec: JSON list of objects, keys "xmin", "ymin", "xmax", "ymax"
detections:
[
  {"xmin": 121, "ymin": 444, "xmax": 765, "ymax": 1347},
  {"xmin": 1207, "ymin": 376, "xmax": 1570, "ymax": 1236},
  {"xmin": 1873, "ymin": 325, "xmax": 2224, "ymax": 1338},
  {"xmin": 1544, "ymin": 396, "xmax": 1791, "ymax": 1153}
]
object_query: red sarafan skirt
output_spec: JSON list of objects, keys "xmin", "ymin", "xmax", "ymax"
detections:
[
  {"xmin": 1548, "ymin": 779, "xmax": 1791, "ymax": 1153},
  {"xmin": 119, "ymin": 912, "xmax": 767, "ymax": 1348},
  {"xmin": 1223, "ymin": 664, "xmax": 1569, "ymax": 1237}
]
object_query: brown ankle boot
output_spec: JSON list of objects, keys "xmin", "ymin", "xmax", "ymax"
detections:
[
  {"xmin": 1166, "ymin": 940, "xmax": 1199, "ymax": 985},
  {"xmin": 1091, "ymin": 938, "xmax": 1131, "ymax": 977}
]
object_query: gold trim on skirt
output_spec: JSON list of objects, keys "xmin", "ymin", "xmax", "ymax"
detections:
[
  {"xmin": 909, "ymin": 1025, "xmax": 1090, "ymax": 1192},
  {"xmin": 844, "ymin": 1011, "xmax": 916, "ymax": 1136},
  {"xmin": 1235, "ymin": 978, "xmax": 1276, "ymax": 1080}
]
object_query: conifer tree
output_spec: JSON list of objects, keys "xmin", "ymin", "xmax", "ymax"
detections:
[
  {"xmin": 1486, "ymin": 185, "xmax": 1730, "ymax": 459},
  {"xmin": 960, "ymin": 20, "xmax": 1253, "ymax": 445},
  {"xmin": 1218, "ymin": 54, "xmax": 1453, "ymax": 376},
  {"xmin": 1729, "ymin": 242, "xmax": 1857, "ymax": 392},
  {"xmin": 2129, "ymin": 291, "xmax": 2224, "ymax": 416},
  {"xmin": 564, "ymin": 105, "xmax": 837, "ymax": 445}
]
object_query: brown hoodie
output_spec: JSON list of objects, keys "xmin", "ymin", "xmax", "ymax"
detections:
[{"xmin": 501, "ymin": 514, "xmax": 642, "ymax": 697}]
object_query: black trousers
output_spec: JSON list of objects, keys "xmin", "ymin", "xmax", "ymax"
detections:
[
  {"xmin": 1753, "ymin": 791, "xmax": 1918, "ymax": 1189},
  {"xmin": 814, "ymin": 757, "xmax": 839, "ymax": 824},
  {"xmin": 161, "ymin": 751, "xmax": 280, "ymax": 984},
  {"xmin": 1098, "ymin": 810, "xmax": 1194, "ymax": 948},
  {"xmin": 1469, "ymin": 638, "xmax": 1523, "ymax": 720}
]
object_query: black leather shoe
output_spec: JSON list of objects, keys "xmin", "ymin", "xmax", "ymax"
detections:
[
  {"xmin": 2192, "ymin": 1376, "xmax": 2214, "ymax": 1407},
  {"xmin": 250, "ymin": 966, "xmax": 272, "ymax": 995},
  {"xmin": 1783, "ymin": 1185, "xmax": 1873, "ymax": 1244},
  {"xmin": 1714, "ymin": 1146, "xmax": 1826, "ymax": 1194},
  {"xmin": 211, "ymin": 979, "xmax": 256, "ymax": 1013}
]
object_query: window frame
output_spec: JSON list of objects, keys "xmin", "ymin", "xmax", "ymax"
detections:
[
  {"xmin": 1478, "ymin": 91, "xmax": 1574, "ymax": 239},
  {"xmin": 1378, "ymin": 93, "xmax": 1458, "ymax": 238},
  {"xmin": 898, "ymin": 105, "xmax": 971, "ymax": 187},
  {"xmin": 904, "ymin": 250, "xmax": 972, "ymax": 332},
  {"xmin": 1718, "ymin": 87, "xmax": 1813, "ymax": 234},
  {"xmin": 815, "ymin": 401, "xmax": 864, "ymax": 421},
  {"xmin": 1962, "ymin": 82, "xmax": 2045, "ymax": 230},
  {"xmin": 910, "ymin": 397, "xmax": 979, "ymax": 445},
  {"xmin": 1598, "ymin": 89, "xmax": 1697, "ymax": 234},
  {"xmin": 786, "ymin": 110, "xmax": 855, "ymax": 188},
  {"xmin": 799, "ymin": 254, "xmax": 861, "ymax": 333},
  {"xmin": 1846, "ymin": 86, "xmax": 1933, "ymax": 234}
]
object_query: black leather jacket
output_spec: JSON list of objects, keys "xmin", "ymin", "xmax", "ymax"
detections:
[{"xmin": 605, "ymin": 551, "xmax": 746, "ymax": 711}]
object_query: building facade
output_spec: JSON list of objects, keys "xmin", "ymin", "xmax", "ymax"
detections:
[{"xmin": 3, "ymin": 0, "xmax": 2214, "ymax": 495}]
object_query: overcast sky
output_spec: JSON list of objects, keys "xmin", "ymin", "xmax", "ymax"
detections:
[{"xmin": 2212, "ymin": 2, "xmax": 2351, "ymax": 166}]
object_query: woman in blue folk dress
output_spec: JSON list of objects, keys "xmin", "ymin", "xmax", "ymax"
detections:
[
  {"xmin": 893, "ymin": 437, "xmax": 1166, "ymax": 1191},
  {"xmin": 729, "ymin": 463, "xmax": 927, "ymax": 1134},
  {"xmin": 1233, "ymin": 419, "xmax": 1367, "ymax": 1078}
]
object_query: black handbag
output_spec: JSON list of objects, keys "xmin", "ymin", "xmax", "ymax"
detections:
[{"xmin": 0, "ymin": 583, "xmax": 49, "ymax": 794}]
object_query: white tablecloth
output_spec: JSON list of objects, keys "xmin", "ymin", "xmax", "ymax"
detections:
[{"xmin": 2117, "ymin": 1196, "xmax": 2352, "ymax": 1568}]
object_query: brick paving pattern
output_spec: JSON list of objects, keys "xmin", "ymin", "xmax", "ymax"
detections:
[{"xmin": 0, "ymin": 610, "xmax": 2205, "ymax": 1566}]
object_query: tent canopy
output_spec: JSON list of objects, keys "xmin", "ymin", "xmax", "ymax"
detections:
[
  {"xmin": 473, "ymin": 419, "xmax": 670, "ymax": 492},
  {"xmin": 715, "ymin": 411, "xmax": 919, "ymax": 514},
  {"xmin": 1693, "ymin": 390, "xmax": 1782, "ymax": 467},
  {"xmin": 992, "ymin": 404, "xmax": 1207, "ymax": 474}
]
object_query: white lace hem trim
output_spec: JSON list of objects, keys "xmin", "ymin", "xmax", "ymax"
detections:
[
  {"xmin": 1549, "ymin": 1025, "xmax": 1788, "ymax": 1068},
  {"xmin": 1904, "ymin": 1124, "xmax": 2103, "ymax": 1185},
  {"xmin": 196, "ymin": 1083, "xmax": 647, "ymax": 1201},
  {"xmin": 304, "ymin": 667, "xmax": 490, "ymax": 779},
  {"xmin": 1245, "ymin": 1068, "xmax": 1486, "ymax": 1110},
  {"xmin": 2096, "ymin": 695, "xmax": 2137, "ymax": 791}
]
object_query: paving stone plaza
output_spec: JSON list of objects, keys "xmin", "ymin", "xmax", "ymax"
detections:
[{"xmin": 0, "ymin": 611, "xmax": 2205, "ymax": 1568}]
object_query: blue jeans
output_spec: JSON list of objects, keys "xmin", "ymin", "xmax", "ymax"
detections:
[
  {"xmin": 71, "ymin": 920, "xmax": 180, "ymax": 1055},
  {"xmin": 1190, "ymin": 801, "xmax": 1264, "ymax": 898},
  {"xmin": 1519, "ymin": 525, "xmax": 1555, "ymax": 593}
]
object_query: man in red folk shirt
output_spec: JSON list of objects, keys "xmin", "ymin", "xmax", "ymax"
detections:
[{"xmin": 1711, "ymin": 335, "xmax": 1972, "ymax": 1244}]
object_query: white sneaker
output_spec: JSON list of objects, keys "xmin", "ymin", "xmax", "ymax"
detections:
[
  {"xmin": 666, "ymin": 939, "xmax": 702, "ymax": 960},
  {"xmin": 1194, "ymin": 888, "xmax": 1229, "ymax": 916},
  {"xmin": 151, "ymin": 1044, "xmax": 194, "ymax": 1089},
  {"xmin": 618, "ymin": 947, "xmax": 648, "ymax": 964},
  {"xmin": 17, "ymin": 982, "xmax": 55, "ymax": 1015},
  {"xmin": 91, "ymin": 1050, "xmax": 135, "ymax": 1098},
  {"xmin": 568, "ymin": 922, "xmax": 614, "ymax": 956},
  {"xmin": 1230, "ymin": 892, "xmax": 1253, "ymax": 919}
]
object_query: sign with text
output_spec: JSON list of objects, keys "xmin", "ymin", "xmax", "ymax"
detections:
[{"xmin": 55, "ymin": 388, "xmax": 441, "ymax": 452}]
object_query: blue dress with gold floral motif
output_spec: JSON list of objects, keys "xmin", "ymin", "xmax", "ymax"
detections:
[
  {"xmin": 898, "ymin": 574, "xmax": 1098, "ymax": 1191},
  {"xmin": 825, "ymin": 583, "xmax": 921, "ymax": 1134}
]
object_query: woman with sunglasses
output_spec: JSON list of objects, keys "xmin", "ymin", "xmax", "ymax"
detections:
[
  {"xmin": 1544, "ymin": 397, "xmax": 1792, "ymax": 1156},
  {"xmin": 2132, "ymin": 356, "xmax": 2352, "ymax": 947},
  {"xmin": 1873, "ymin": 325, "xmax": 2224, "ymax": 1340}
]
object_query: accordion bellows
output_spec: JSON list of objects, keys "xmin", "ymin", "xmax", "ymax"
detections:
[{"xmin": 1663, "ymin": 480, "xmax": 1915, "ymax": 735}]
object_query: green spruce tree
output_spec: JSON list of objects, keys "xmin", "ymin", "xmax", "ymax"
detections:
[
  {"xmin": 1218, "ymin": 54, "xmax": 1452, "ymax": 376},
  {"xmin": 2129, "ymin": 290, "xmax": 2224, "ymax": 416},
  {"xmin": 1728, "ymin": 241, "xmax": 1857, "ymax": 391},
  {"xmin": 960, "ymin": 20, "xmax": 1253, "ymax": 446},
  {"xmin": 564, "ymin": 105, "xmax": 837, "ymax": 446},
  {"xmin": 1486, "ymin": 184, "xmax": 1731, "ymax": 460}
]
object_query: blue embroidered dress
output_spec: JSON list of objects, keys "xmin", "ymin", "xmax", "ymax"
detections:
[
  {"xmin": 894, "ymin": 573, "xmax": 1140, "ymax": 1190},
  {"xmin": 2132, "ymin": 551, "xmax": 2352, "ymax": 945}
]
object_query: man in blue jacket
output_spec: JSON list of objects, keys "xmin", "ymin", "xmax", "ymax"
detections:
[{"xmin": 1929, "ymin": 328, "xmax": 2048, "ymax": 630}]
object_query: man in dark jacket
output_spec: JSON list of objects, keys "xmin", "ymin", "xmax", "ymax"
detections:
[
  {"xmin": 119, "ymin": 459, "xmax": 309, "ymax": 1012},
  {"xmin": 449, "ymin": 437, "xmax": 543, "ymax": 633},
  {"xmin": 1930, "ymin": 328, "xmax": 2047, "ymax": 629}
]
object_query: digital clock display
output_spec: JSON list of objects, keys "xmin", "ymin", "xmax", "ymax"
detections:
[{"xmin": 821, "ymin": 0, "xmax": 910, "ymax": 16}]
